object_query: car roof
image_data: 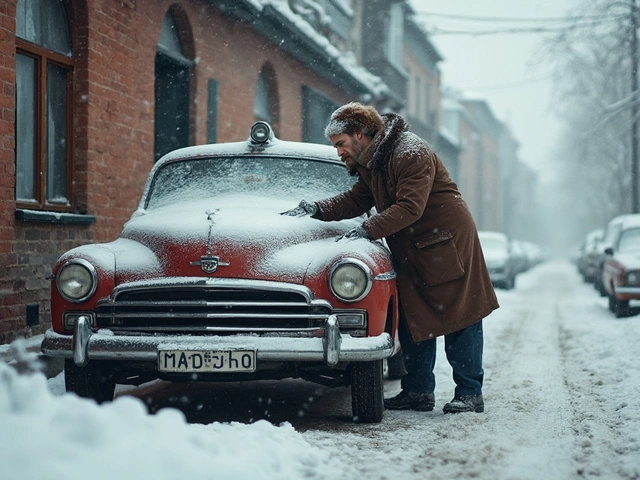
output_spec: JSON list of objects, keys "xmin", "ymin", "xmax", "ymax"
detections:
[
  {"xmin": 606, "ymin": 213, "xmax": 640, "ymax": 228},
  {"xmin": 156, "ymin": 137, "xmax": 340, "ymax": 166},
  {"xmin": 619, "ymin": 214, "xmax": 640, "ymax": 230}
]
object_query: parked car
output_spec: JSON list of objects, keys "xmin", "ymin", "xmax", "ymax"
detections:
[
  {"xmin": 510, "ymin": 239, "xmax": 530, "ymax": 275},
  {"xmin": 601, "ymin": 215, "xmax": 640, "ymax": 317},
  {"xmin": 593, "ymin": 214, "xmax": 640, "ymax": 296},
  {"xmin": 577, "ymin": 228, "xmax": 603, "ymax": 283},
  {"xmin": 478, "ymin": 231, "xmax": 517, "ymax": 290},
  {"xmin": 41, "ymin": 122, "xmax": 401, "ymax": 423},
  {"xmin": 519, "ymin": 240, "xmax": 545, "ymax": 269}
]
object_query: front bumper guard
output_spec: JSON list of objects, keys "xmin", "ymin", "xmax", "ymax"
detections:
[{"xmin": 42, "ymin": 315, "xmax": 394, "ymax": 368}]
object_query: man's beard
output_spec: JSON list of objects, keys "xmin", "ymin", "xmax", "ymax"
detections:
[{"xmin": 342, "ymin": 137, "xmax": 363, "ymax": 173}]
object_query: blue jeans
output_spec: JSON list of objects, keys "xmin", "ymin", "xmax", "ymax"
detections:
[{"xmin": 399, "ymin": 315, "xmax": 484, "ymax": 397}]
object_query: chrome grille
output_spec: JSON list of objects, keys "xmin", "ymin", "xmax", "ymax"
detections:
[{"xmin": 95, "ymin": 280, "xmax": 333, "ymax": 333}]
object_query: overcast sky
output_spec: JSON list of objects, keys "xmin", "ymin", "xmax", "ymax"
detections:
[{"xmin": 408, "ymin": 0, "xmax": 584, "ymax": 183}]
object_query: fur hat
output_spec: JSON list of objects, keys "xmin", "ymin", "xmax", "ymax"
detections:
[{"xmin": 324, "ymin": 102, "xmax": 385, "ymax": 139}]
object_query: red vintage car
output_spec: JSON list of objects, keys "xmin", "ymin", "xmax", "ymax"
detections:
[
  {"xmin": 601, "ymin": 214, "xmax": 640, "ymax": 318},
  {"xmin": 41, "ymin": 122, "xmax": 400, "ymax": 423}
]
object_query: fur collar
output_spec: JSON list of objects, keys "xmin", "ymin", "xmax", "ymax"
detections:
[{"xmin": 355, "ymin": 113, "xmax": 409, "ymax": 174}]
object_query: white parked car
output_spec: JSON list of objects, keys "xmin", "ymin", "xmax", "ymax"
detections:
[{"xmin": 478, "ymin": 231, "xmax": 517, "ymax": 290}]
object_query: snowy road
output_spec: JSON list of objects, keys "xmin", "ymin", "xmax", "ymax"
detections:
[
  {"xmin": 3, "ymin": 258, "xmax": 640, "ymax": 480},
  {"xmin": 299, "ymin": 259, "xmax": 640, "ymax": 479}
]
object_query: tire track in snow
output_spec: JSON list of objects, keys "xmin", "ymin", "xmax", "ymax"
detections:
[{"xmin": 555, "ymin": 262, "xmax": 640, "ymax": 479}]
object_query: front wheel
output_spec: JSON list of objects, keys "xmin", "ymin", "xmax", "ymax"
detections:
[
  {"xmin": 65, "ymin": 359, "xmax": 116, "ymax": 403},
  {"xmin": 350, "ymin": 360, "xmax": 384, "ymax": 423},
  {"xmin": 614, "ymin": 299, "xmax": 630, "ymax": 318}
]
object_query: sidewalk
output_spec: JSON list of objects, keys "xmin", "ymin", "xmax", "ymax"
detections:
[{"xmin": 0, "ymin": 334, "xmax": 64, "ymax": 379}]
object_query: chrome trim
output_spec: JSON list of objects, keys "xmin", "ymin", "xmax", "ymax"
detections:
[
  {"xmin": 329, "ymin": 258, "xmax": 373, "ymax": 303},
  {"xmin": 95, "ymin": 278, "xmax": 334, "ymax": 332},
  {"xmin": 56, "ymin": 259, "xmax": 98, "ymax": 304},
  {"xmin": 72, "ymin": 316, "xmax": 91, "ymax": 366},
  {"xmin": 323, "ymin": 315, "xmax": 341, "ymax": 366},
  {"xmin": 614, "ymin": 286, "xmax": 640, "ymax": 294},
  {"xmin": 250, "ymin": 121, "xmax": 274, "ymax": 144},
  {"xmin": 106, "ymin": 277, "xmax": 319, "ymax": 302},
  {"xmin": 374, "ymin": 270, "xmax": 396, "ymax": 280},
  {"xmin": 42, "ymin": 325, "xmax": 394, "ymax": 365}
]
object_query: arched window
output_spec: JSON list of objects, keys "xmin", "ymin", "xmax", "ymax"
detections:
[
  {"xmin": 15, "ymin": 0, "xmax": 74, "ymax": 210},
  {"xmin": 154, "ymin": 9, "xmax": 194, "ymax": 161},
  {"xmin": 253, "ymin": 64, "xmax": 279, "ymax": 134}
]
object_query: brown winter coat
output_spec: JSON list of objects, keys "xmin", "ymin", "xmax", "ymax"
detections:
[{"xmin": 316, "ymin": 113, "xmax": 499, "ymax": 341}]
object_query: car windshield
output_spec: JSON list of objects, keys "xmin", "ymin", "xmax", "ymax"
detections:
[
  {"xmin": 617, "ymin": 227, "xmax": 640, "ymax": 252},
  {"xmin": 145, "ymin": 156, "xmax": 355, "ymax": 210}
]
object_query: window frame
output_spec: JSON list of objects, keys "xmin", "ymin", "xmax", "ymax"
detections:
[{"xmin": 16, "ymin": 36, "xmax": 75, "ymax": 212}]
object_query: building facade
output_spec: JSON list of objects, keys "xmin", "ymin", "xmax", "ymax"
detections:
[
  {"xmin": 1, "ymin": 0, "xmax": 393, "ymax": 344},
  {"xmin": 1, "ymin": 0, "xmax": 525, "ymax": 345}
]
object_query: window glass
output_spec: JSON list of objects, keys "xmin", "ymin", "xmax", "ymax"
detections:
[
  {"xmin": 15, "ymin": 54, "xmax": 37, "ymax": 201},
  {"xmin": 45, "ymin": 63, "xmax": 69, "ymax": 203},
  {"xmin": 146, "ymin": 157, "xmax": 355, "ymax": 210},
  {"xmin": 16, "ymin": 0, "xmax": 71, "ymax": 56},
  {"xmin": 253, "ymin": 70, "xmax": 272, "ymax": 123},
  {"xmin": 385, "ymin": 3, "xmax": 403, "ymax": 66},
  {"xmin": 301, "ymin": 86, "xmax": 338, "ymax": 144},
  {"xmin": 617, "ymin": 228, "xmax": 640, "ymax": 252}
]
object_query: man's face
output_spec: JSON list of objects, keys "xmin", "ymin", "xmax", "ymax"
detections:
[{"xmin": 329, "ymin": 132, "xmax": 364, "ymax": 170}]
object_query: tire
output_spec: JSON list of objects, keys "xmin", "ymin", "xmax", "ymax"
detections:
[
  {"xmin": 504, "ymin": 276, "xmax": 515, "ymax": 290},
  {"xmin": 614, "ymin": 299, "xmax": 630, "ymax": 318},
  {"xmin": 350, "ymin": 360, "xmax": 384, "ymax": 423},
  {"xmin": 386, "ymin": 350, "xmax": 406, "ymax": 380},
  {"xmin": 608, "ymin": 295, "xmax": 617, "ymax": 312},
  {"xmin": 65, "ymin": 358, "xmax": 116, "ymax": 403}
]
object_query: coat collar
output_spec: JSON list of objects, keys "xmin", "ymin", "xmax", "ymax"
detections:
[{"xmin": 354, "ymin": 113, "xmax": 409, "ymax": 174}]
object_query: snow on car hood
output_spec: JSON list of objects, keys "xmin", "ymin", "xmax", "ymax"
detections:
[
  {"xmin": 612, "ymin": 248, "xmax": 640, "ymax": 270},
  {"xmin": 118, "ymin": 196, "xmax": 363, "ymax": 283}
]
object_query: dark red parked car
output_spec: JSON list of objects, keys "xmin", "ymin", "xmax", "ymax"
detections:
[
  {"xmin": 41, "ymin": 122, "xmax": 401, "ymax": 423},
  {"xmin": 601, "ymin": 215, "xmax": 640, "ymax": 318}
]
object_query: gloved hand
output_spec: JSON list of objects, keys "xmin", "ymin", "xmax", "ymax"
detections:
[
  {"xmin": 336, "ymin": 225, "xmax": 371, "ymax": 242},
  {"xmin": 280, "ymin": 200, "xmax": 318, "ymax": 217}
]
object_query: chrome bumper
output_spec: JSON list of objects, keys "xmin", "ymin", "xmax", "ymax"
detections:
[
  {"xmin": 614, "ymin": 286, "xmax": 640, "ymax": 295},
  {"xmin": 41, "ymin": 315, "xmax": 394, "ymax": 368}
]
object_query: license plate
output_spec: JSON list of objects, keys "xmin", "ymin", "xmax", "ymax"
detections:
[{"xmin": 157, "ymin": 350, "xmax": 256, "ymax": 373}]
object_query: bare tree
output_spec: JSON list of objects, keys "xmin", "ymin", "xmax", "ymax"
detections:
[{"xmin": 546, "ymin": 0, "xmax": 636, "ymax": 226}]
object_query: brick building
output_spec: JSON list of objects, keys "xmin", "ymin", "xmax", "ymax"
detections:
[
  {"xmin": 0, "ymin": 0, "xmax": 392, "ymax": 344},
  {"xmin": 1, "ymin": 0, "xmax": 518, "ymax": 346}
]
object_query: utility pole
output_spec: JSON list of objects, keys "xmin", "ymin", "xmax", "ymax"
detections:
[{"xmin": 632, "ymin": 0, "xmax": 639, "ymax": 213}]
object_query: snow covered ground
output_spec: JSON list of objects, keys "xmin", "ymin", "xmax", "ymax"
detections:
[{"xmin": 1, "ymin": 258, "xmax": 639, "ymax": 479}]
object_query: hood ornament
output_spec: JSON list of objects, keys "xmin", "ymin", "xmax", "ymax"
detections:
[
  {"xmin": 190, "ymin": 255, "xmax": 230, "ymax": 274},
  {"xmin": 190, "ymin": 211, "xmax": 230, "ymax": 274}
]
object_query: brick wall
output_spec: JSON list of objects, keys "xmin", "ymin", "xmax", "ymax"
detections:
[{"xmin": 0, "ymin": 0, "xmax": 353, "ymax": 344}]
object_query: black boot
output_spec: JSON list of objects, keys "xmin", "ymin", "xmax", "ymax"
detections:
[
  {"xmin": 384, "ymin": 390, "xmax": 435, "ymax": 411},
  {"xmin": 443, "ymin": 394, "xmax": 484, "ymax": 413}
]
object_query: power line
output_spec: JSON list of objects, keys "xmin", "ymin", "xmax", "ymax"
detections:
[
  {"xmin": 453, "ymin": 75, "xmax": 553, "ymax": 92},
  {"xmin": 414, "ymin": 11, "xmax": 627, "ymax": 23},
  {"xmin": 423, "ymin": 23, "xmax": 618, "ymax": 36},
  {"xmin": 414, "ymin": 10, "xmax": 627, "ymax": 36}
]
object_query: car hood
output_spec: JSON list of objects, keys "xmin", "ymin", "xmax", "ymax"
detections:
[
  {"xmin": 612, "ymin": 249, "xmax": 640, "ymax": 270},
  {"xmin": 116, "ymin": 197, "xmax": 363, "ymax": 284}
]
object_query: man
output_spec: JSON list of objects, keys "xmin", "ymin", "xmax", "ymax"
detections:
[{"xmin": 282, "ymin": 102, "xmax": 499, "ymax": 414}]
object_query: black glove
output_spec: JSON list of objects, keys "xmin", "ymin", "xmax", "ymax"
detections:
[
  {"xmin": 336, "ymin": 225, "xmax": 371, "ymax": 242},
  {"xmin": 280, "ymin": 200, "xmax": 318, "ymax": 217}
]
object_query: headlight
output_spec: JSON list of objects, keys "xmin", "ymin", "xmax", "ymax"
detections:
[
  {"xmin": 56, "ymin": 259, "xmax": 98, "ymax": 303},
  {"xmin": 625, "ymin": 271, "xmax": 640, "ymax": 286},
  {"xmin": 330, "ymin": 259, "xmax": 372, "ymax": 303}
]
